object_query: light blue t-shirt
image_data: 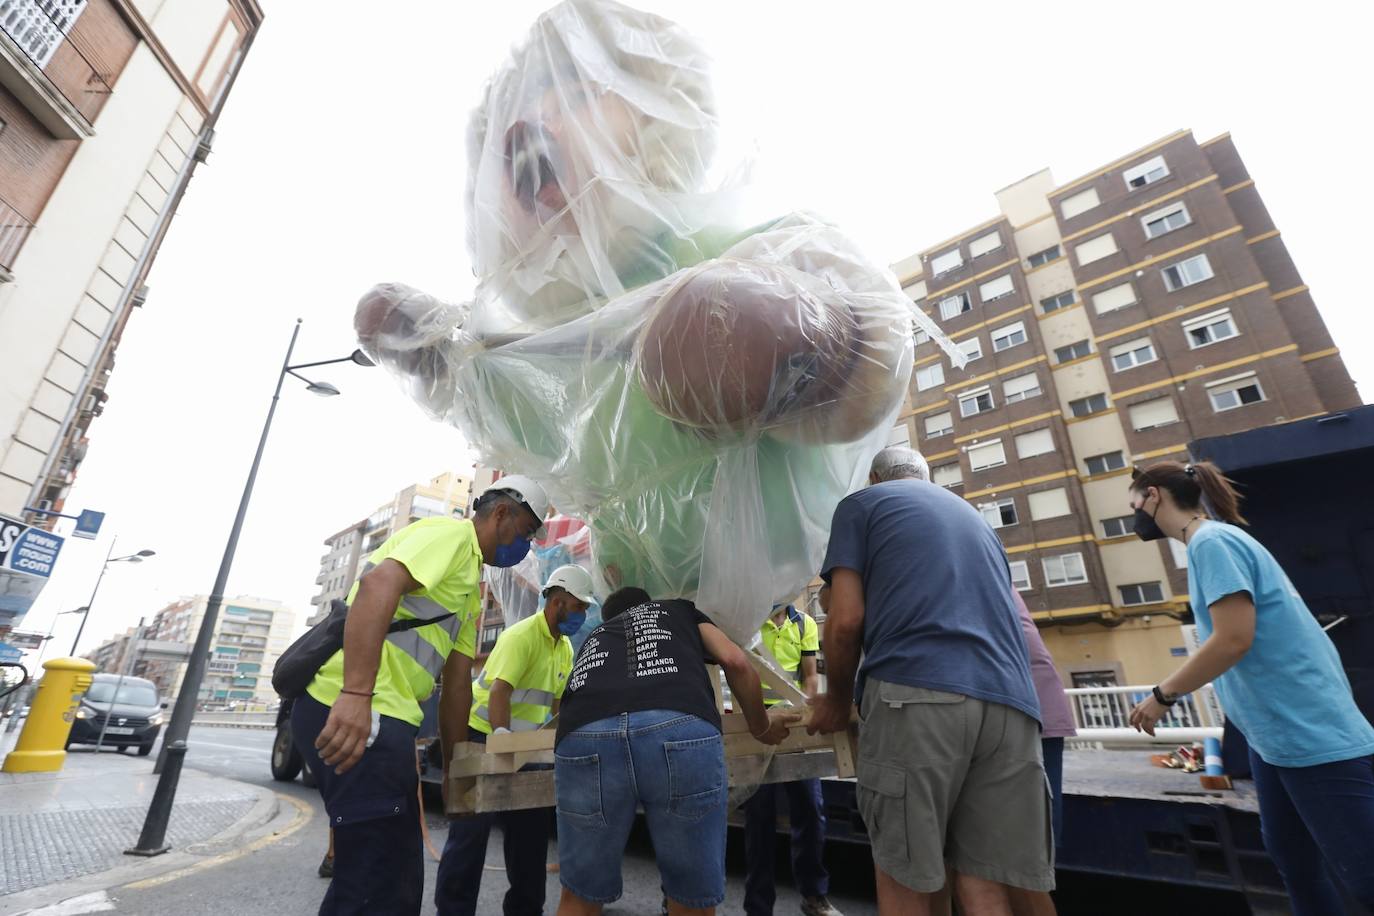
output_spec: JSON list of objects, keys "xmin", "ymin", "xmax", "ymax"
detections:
[
  {"xmin": 1188, "ymin": 521, "xmax": 1374, "ymax": 768},
  {"xmin": 821, "ymin": 479, "xmax": 1040, "ymax": 723}
]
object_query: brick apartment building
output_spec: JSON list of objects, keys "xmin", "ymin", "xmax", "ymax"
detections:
[{"xmin": 890, "ymin": 129, "xmax": 1360, "ymax": 687}]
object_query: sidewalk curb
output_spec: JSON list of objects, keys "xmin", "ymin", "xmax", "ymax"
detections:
[{"xmin": 1, "ymin": 770, "xmax": 310, "ymax": 916}]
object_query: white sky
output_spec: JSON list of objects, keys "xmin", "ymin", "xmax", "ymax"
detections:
[{"xmin": 18, "ymin": 0, "xmax": 1372, "ymax": 661}]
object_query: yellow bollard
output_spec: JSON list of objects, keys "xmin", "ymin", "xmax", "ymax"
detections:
[{"xmin": 2, "ymin": 656, "xmax": 96, "ymax": 773}]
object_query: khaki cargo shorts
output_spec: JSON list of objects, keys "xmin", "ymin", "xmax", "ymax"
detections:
[{"xmin": 856, "ymin": 679, "xmax": 1055, "ymax": 893}]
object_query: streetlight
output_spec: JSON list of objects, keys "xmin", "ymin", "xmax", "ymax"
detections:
[
  {"xmin": 130, "ymin": 320, "xmax": 372, "ymax": 856},
  {"xmin": 70, "ymin": 542, "xmax": 157, "ymax": 656}
]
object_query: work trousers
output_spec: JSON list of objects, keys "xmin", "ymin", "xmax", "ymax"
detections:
[
  {"xmin": 435, "ymin": 730, "xmax": 550, "ymax": 916},
  {"xmin": 743, "ymin": 778, "xmax": 830, "ymax": 914},
  {"xmin": 1250, "ymin": 749, "xmax": 1374, "ymax": 915},
  {"xmin": 292, "ymin": 694, "xmax": 424, "ymax": 916}
]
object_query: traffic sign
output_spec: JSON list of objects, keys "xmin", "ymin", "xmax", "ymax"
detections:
[
  {"xmin": 0, "ymin": 643, "xmax": 22, "ymax": 664},
  {"xmin": 73, "ymin": 510, "xmax": 105, "ymax": 540}
]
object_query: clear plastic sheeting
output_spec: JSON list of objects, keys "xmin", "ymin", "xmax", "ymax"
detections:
[
  {"xmin": 356, "ymin": 0, "xmax": 962, "ymax": 645},
  {"xmin": 485, "ymin": 516, "xmax": 603, "ymax": 652}
]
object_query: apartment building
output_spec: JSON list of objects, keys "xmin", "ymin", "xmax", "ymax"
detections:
[
  {"xmin": 306, "ymin": 470, "xmax": 474, "ymax": 625},
  {"xmin": 0, "ymin": 0, "xmax": 263, "ymax": 523},
  {"xmin": 892, "ymin": 129, "xmax": 1359, "ymax": 687},
  {"xmin": 137, "ymin": 593, "xmax": 292, "ymax": 706}
]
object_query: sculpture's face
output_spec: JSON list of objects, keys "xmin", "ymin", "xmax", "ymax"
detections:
[
  {"xmin": 464, "ymin": 1, "xmax": 716, "ymax": 323},
  {"xmin": 497, "ymin": 80, "xmax": 645, "ymax": 255}
]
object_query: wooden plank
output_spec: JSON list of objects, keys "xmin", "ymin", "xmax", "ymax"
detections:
[
  {"xmin": 485, "ymin": 729, "xmax": 556, "ymax": 753},
  {"xmin": 831, "ymin": 724, "xmax": 859, "ymax": 779}
]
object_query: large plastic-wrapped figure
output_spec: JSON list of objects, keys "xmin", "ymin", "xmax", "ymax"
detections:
[{"xmin": 355, "ymin": 0, "xmax": 959, "ymax": 644}]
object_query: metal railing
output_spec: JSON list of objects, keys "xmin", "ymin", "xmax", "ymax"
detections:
[
  {"xmin": 0, "ymin": 193, "xmax": 34, "ymax": 271},
  {"xmin": 1066, "ymin": 683, "xmax": 1225, "ymax": 744},
  {"xmin": 192, "ymin": 709, "xmax": 277, "ymax": 728},
  {"xmin": 0, "ymin": 0, "xmax": 115, "ymax": 122}
]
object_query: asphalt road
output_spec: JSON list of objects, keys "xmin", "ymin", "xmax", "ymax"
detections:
[{"xmin": 92, "ymin": 725, "xmax": 881, "ymax": 915}]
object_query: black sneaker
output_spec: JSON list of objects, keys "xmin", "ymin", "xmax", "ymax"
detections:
[{"xmin": 317, "ymin": 853, "xmax": 334, "ymax": 879}]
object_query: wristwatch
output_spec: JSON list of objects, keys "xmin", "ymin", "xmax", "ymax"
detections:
[{"xmin": 1152, "ymin": 685, "xmax": 1179, "ymax": 707}]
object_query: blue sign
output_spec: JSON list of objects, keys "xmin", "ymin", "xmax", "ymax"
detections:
[
  {"xmin": 1169, "ymin": 646, "xmax": 1188, "ymax": 657},
  {"xmin": 73, "ymin": 509, "xmax": 105, "ymax": 541},
  {"xmin": 0, "ymin": 515, "xmax": 65, "ymax": 630},
  {"xmin": 0, "ymin": 643, "xmax": 22, "ymax": 663}
]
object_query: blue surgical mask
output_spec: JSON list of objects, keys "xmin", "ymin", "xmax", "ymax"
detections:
[
  {"xmin": 557, "ymin": 610, "xmax": 587, "ymax": 637},
  {"xmin": 491, "ymin": 536, "xmax": 531, "ymax": 568}
]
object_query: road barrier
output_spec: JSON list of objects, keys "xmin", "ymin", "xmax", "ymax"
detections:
[
  {"xmin": 1066, "ymin": 683, "xmax": 1224, "ymax": 745},
  {"xmin": 192, "ymin": 710, "xmax": 277, "ymax": 729}
]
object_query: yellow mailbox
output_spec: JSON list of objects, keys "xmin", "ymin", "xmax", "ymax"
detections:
[{"xmin": 2, "ymin": 656, "xmax": 97, "ymax": 773}]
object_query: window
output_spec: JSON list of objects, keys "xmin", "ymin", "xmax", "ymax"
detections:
[
  {"xmin": 1043, "ymin": 553, "xmax": 1088, "ymax": 587},
  {"xmin": 1027, "ymin": 245, "xmax": 1061, "ymax": 268},
  {"xmin": 1124, "ymin": 155, "xmax": 1169, "ymax": 190},
  {"xmin": 940, "ymin": 292, "xmax": 973, "ymax": 319},
  {"xmin": 933, "ymin": 462, "xmax": 963, "ymax": 488},
  {"xmin": 915, "ymin": 364, "xmax": 945, "ymax": 390},
  {"xmin": 1085, "ymin": 450, "xmax": 1126, "ymax": 475},
  {"xmin": 1101, "ymin": 515, "xmax": 1135, "ymax": 538},
  {"xmin": 979, "ymin": 274, "xmax": 1015, "ymax": 303},
  {"xmin": 1002, "ymin": 372, "xmax": 1043, "ymax": 404},
  {"xmin": 1014, "ymin": 427, "xmax": 1054, "ymax": 459},
  {"xmin": 1054, "ymin": 339, "xmax": 1093, "ymax": 363},
  {"xmin": 1069, "ymin": 393, "xmax": 1110, "ymax": 417},
  {"xmin": 1109, "ymin": 337, "xmax": 1157, "ymax": 371},
  {"xmin": 956, "ymin": 337, "xmax": 983, "ymax": 363},
  {"xmin": 924, "ymin": 411, "xmax": 954, "ymax": 439},
  {"xmin": 1162, "ymin": 254, "xmax": 1214, "ymax": 291},
  {"xmin": 967, "ymin": 440, "xmax": 1007, "ymax": 472},
  {"xmin": 1092, "ymin": 282, "xmax": 1138, "ymax": 314},
  {"xmin": 959, "ymin": 386, "xmax": 995, "ymax": 417},
  {"xmin": 1128, "ymin": 397, "xmax": 1179, "ymax": 430},
  {"xmin": 1060, "ymin": 187, "xmax": 1100, "ymax": 219},
  {"xmin": 1041, "ymin": 290, "xmax": 1076, "ymax": 314},
  {"xmin": 1119, "ymin": 582, "xmax": 1165, "ymax": 606},
  {"xmin": 888, "ymin": 424, "xmax": 912, "ymax": 448},
  {"xmin": 991, "ymin": 321, "xmax": 1027, "ymax": 352},
  {"xmin": 1028, "ymin": 487, "xmax": 1071, "ymax": 520},
  {"xmin": 1141, "ymin": 202, "xmax": 1191, "ymax": 239},
  {"xmin": 1183, "ymin": 309, "xmax": 1239, "ymax": 348},
  {"xmin": 969, "ymin": 231, "xmax": 1002, "ymax": 258},
  {"xmin": 931, "ymin": 249, "xmax": 963, "ymax": 275},
  {"xmin": 980, "ymin": 498, "xmax": 1018, "ymax": 529},
  {"xmin": 914, "ymin": 325, "xmax": 931, "ymax": 345},
  {"xmin": 1207, "ymin": 373, "xmax": 1267, "ymax": 412},
  {"xmin": 1075, "ymin": 233, "xmax": 1118, "ymax": 266},
  {"xmin": 1009, "ymin": 560, "xmax": 1032, "ymax": 592}
]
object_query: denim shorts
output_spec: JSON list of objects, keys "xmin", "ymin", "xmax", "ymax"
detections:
[{"xmin": 555, "ymin": 709, "xmax": 726, "ymax": 908}]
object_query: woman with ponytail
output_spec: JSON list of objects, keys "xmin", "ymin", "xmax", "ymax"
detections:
[{"xmin": 1126, "ymin": 460, "xmax": 1374, "ymax": 913}]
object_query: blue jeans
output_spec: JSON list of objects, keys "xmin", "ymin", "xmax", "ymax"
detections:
[
  {"xmin": 291, "ymin": 694, "xmax": 424, "ymax": 915},
  {"xmin": 435, "ymin": 731, "xmax": 549, "ymax": 916},
  {"xmin": 555, "ymin": 710, "xmax": 727, "ymax": 908},
  {"xmin": 1249, "ymin": 749, "xmax": 1374, "ymax": 914},
  {"xmin": 1042, "ymin": 736, "xmax": 1065, "ymax": 847},
  {"xmin": 743, "ymin": 779, "xmax": 829, "ymax": 914}
]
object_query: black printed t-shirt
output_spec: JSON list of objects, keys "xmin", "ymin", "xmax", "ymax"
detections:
[{"xmin": 556, "ymin": 599, "xmax": 722, "ymax": 744}]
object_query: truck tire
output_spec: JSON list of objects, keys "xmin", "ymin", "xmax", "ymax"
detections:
[{"xmin": 270, "ymin": 722, "xmax": 303, "ymax": 782}]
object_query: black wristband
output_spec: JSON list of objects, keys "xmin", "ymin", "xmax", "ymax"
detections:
[
  {"xmin": 340, "ymin": 689, "xmax": 375, "ymax": 698},
  {"xmin": 1152, "ymin": 685, "xmax": 1178, "ymax": 707}
]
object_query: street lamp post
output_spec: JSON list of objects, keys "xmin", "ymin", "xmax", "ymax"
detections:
[
  {"xmin": 130, "ymin": 320, "xmax": 371, "ymax": 856},
  {"xmin": 70, "ymin": 540, "xmax": 157, "ymax": 656}
]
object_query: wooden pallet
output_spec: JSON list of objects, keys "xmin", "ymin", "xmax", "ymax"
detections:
[{"xmin": 445, "ymin": 650, "xmax": 857, "ymax": 816}]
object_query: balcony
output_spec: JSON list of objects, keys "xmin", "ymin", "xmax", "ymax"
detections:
[
  {"xmin": 0, "ymin": 0, "xmax": 115, "ymax": 138},
  {"xmin": 0, "ymin": 192, "xmax": 34, "ymax": 275}
]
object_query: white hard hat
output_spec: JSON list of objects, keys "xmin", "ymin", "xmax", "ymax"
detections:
[
  {"xmin": 545, "ymin": 565, "xmax": 596, "ymax": 605},
  {"xmin": 479, "ymin": 474, "xmax": 550, "ymax": 539}
]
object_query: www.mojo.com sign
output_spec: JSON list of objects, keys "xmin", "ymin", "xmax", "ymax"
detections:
[{"xmin": 0, "ymin": 514, "xmax": 64, "ymax": 630}]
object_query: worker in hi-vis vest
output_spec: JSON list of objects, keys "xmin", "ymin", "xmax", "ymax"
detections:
[
  {"xmin": 745, "ymin": 601, "xmax": 843, "ymax": 916},
  {"xmin": 435, "ymin": 564, "xmax": 593, "ymax": 916},
  {"xmin": 291, "ymin": 476, "xmax": 551, "ymax": 916}
]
